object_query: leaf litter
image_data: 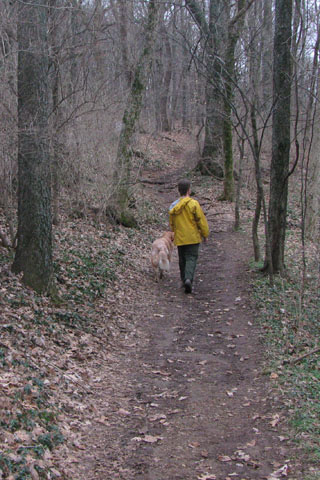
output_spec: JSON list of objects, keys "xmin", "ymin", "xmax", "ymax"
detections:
[{"xmin": 0, "ymin": 131, "xmax": 314, "ymax": 479}]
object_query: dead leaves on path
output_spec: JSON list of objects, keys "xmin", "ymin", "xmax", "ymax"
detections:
[
  {"xmin": 0, "ymin": 219, "xmax": 156, "ymax": 478},
  {"xmin": 267, "ymin": 463, "xmax": 290, "ymax": 478},
  {"xmin": 197, "ymin": 474, "xmax": 217, "ymax": 480},
  {"xmin": 131, "ymin": 434, "xmax": 163, "ymax": 444}
]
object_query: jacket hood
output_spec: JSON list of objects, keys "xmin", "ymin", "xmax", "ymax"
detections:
[{"xmin": 169, "ymin": 197, "xmax": 192, "ymax": 215}]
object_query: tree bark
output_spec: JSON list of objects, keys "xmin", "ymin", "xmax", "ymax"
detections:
[
  {"xmin": 186, "ymin": 0, "xmax": 249, "ymax": 194},
  {"xmin": 261, "ymin": 0, "xmax": 273, "ymax": 109},
  {"xmin": 268, "ymin": 0, "xmax": 293, "ymax": 273},
  {"xmin": 112, "ymin": 0, "xmax": 160, "ymax": 225},
  {"xmin": 12, "ymin": 0, "xmax": 53, "ymax": 293},
  {"xmin": 305, "ymin": 107, "xmax": 320, "ymax": 240},
  {"xmin": 185, "ymin": 0, "xmax": 225, "ymax": 173},
  {"xmin": 156, "ymin": 18, "xmax": 172, "ymax": 132}
]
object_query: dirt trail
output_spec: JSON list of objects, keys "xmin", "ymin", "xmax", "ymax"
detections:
[{"xmin": 63, "ymin": 152, "xmax": 299, "ymax": 480}]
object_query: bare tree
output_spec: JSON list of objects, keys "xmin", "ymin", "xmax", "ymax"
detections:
[
  {"xmin": 12, "ymin": 0, "xmax": 53, "ymax": 292},
  {"xmin": 112, "ymin": 0, "xmax": 160, "ymax": 226},
  {"xmin": 185, "ymin": 0, "xmax": 251, "ymax": 201},
  {"xmin": 267, "ymin": 0, "xmax": 293, "ymax": 274}
]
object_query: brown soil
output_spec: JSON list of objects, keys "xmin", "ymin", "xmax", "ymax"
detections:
[{"xmin": 58, "ymin": 143, "xmax": 301, "ymax": 480}]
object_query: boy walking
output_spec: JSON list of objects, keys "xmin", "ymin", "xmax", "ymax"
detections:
[{"xmin": 169, "ymin": 179, "xmax": 209, "ymax": 294}]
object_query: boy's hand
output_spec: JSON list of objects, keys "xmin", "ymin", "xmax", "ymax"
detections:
[{"xmin": 203, "ymin": 237, "xmax": 208, "ymax": 243}]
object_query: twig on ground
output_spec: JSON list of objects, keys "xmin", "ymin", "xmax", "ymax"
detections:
[{"xmin": 283, "ymin": 346, "xmax": 320, "ymax": 365}]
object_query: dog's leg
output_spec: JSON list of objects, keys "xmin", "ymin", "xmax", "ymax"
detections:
[{"xmin": 155, "ymin": 267, "xmax": 160, "ymax": 282}]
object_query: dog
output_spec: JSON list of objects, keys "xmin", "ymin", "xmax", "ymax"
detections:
[{"xmin": 151, "ymin": 231, "xmax": 174, "ymax": 281}]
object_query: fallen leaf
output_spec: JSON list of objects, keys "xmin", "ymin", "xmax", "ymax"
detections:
[
  {"xmin": 149, "ymin": 413, "xmax": 166, "ymax": 422},
  {"xmin": 96, "ymin": 416, "xmax": 109, "ymax": 425},
  {"xmin": 118, "ymin": 408, "xmax": 130, "ymax": 416},
  {"xmin": 152, "ymin": 370, "xmax": 171, "ymax": 376},
  {"xmin": 270, "ymin": 414, "xmax": 280, "ymax": 428},
  {"xmin": 50, "ymin": 469, "xmax": 62, "ymax": 477},
  {"xmin": 246, "ymin": 440, "xmax": 256, "ymax": 447},
  {"xmin": 143, "ymin": 435, "xmax": 163, "ymax": 443},
  {"xmin": 186, "ymin": 346, "xmax": 195, "ymax": 352},
  {"xmin": 29, "ymin": 464, "xmax": 39, "ymax": 480},
  {"xmin": 73, "ymin": 440, "xmax": 85, "ymax": 450},
  {"xmin": 14, "ymin": 430, "xmax": 30, "ymax": 442},
  {"xmin": 226, "ymin": 388, "xmax": 237, "ymax": 397},
  {"xmin": 234, "ymin": 450, "xmax": 250, "ymax": 462},
  {"xmin": 188, "ymin": 441, "xmax": 200, "ymax": 448},
  {"xmin": 197, "ymin": 474, "xmax": 216, "ymax": 480},
  {"xmin": 267, "ymin": 463, "xmax": 289, "ymax": 479},
  {"xmin": 218, "ymin": 455, "xmax": 232, "ymax": 462}
]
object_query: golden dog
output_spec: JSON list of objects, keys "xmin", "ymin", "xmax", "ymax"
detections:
[{"xmin": 151, "ymin": 231, "xmax": 174, "ymax": 281}]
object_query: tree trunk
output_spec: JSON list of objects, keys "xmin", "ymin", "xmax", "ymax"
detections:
[
  {"xmin": 112, "ymin": 0, "xmax": 160, "ymax": 225},
  {"xmin": 234, "ymin": 134, "xmax": 246, "ymax": 230},
  {"xmin": 158, "ymin": 23, "xmax": 172, "ymax": 132},
  {"xmin": 202, "ymin": 0, "xmax": 226, "ymax": 165},
  {"xmin": 305, "ymin": 107, "xmax": 320, "ymax": 240},
  {"xmin": 119, "ymin": 0, "xmax": 133, "ymax": 87},
  {"xmin": 185, "ymin": 0, "xmax": 225, "ymax": 175},
  {"xmin": 268, "ymin": 0, "xmax": 293, "ymax": 273},
  {"xmin": 49, "ymin": 0, "xmax": 62, "ymax": 226},
  {"xmin": 12, "ymin": 0, "xmax": 53, "ymax": 293},
  {"xmin": 222, "ymin": 0, "xmax": 247, "ymax": 201},
  {"xmin": 261, "ymin": 0, "xmax": 273, "ymax": 109},
  {"xmin": 251, "ymin": 103, "xmax": 262, "ymax": 262}
]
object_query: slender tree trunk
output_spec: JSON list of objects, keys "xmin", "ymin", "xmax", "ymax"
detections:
[
  {"xmin": 305, "ymin": 107, "xmax": 320, "ymax": 239},
  {"xmin": 68, "ymin": 0, "xmax": 79, "ymax": 102},
  {"xmin": 268, "ymin": 0, "xmax": 293, "ymax": 273},
  {"xmin": 159, "ymin": 23, "xmax": 172, "ymax": 132},
  {"xmin": 13, "ymin": 0, "xmax": 53, "ymax": 293},
  {"xmin": 112, "ymin": 0, "xmax": 160, "ymax": 225},
  {"xmin": 49, "ymin": 0, "xmax": 61, "ymax": 226},
  {"xmin": 261, "ymin": 0, "xmax": 273, "ymax": 109},
  {"xmin": 119, "ymin": 0, "xmax": 132, "ymax": 87},
  {"xmin": 234, "ymin": 134, "xmax": 245, "ymax": 230},
  {"xmin": 221, "ymin": 0, "xmax": 247, "ymax": 201},
  {"xmin": 251, "ymin": 103, "xmax": 262, "ymax": 262}
]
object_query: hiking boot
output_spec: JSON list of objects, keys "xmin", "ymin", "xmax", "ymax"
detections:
[{"xmin": 184, "ymin": 279, "xmax": 192, "ymax": 294}]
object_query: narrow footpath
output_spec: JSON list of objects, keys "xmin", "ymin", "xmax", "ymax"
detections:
[{"xmin": 65, "ymin": 182, "xmax": 300, "ymax": 479}]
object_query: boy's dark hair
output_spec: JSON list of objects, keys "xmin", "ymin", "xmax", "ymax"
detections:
[{"xmin": 178, "ymin": 178, "xmax": 191, "ymax": 196}]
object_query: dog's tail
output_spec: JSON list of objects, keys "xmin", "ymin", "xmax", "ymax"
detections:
[{"xmin": 159, "ymin": 250, "xmax": 170, "ymax": 272}]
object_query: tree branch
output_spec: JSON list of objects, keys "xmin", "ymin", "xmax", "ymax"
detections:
[{"xmin": 185, "ymin": 0, "xmax": 209, "ymax": 37}]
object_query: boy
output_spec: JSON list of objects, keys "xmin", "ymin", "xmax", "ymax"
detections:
[{"xmin": 169, "ymin": 179, "xmax": 209, "ymax": 294}]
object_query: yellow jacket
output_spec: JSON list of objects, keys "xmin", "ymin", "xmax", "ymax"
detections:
[{"xmin": 169, "ymin": 197, "xmax": 209, "ymax": 246}]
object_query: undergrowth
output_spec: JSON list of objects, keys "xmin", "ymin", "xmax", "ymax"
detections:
[
  {"xmin": 0, "ymin": 215, "xmax": 153, "ymax": 479},
  {"xmin": 251, "ymin": 227, "xmax": 319, "ymax": 478}
]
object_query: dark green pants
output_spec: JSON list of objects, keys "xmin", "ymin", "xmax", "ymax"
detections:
[{"xmin": 177, "ymin": 244, "xmax": 199, "ymax": 284}]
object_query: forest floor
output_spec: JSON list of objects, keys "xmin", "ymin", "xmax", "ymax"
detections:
[{"xmin": 0, "ymin": 132, "xmax": 318, "ymax": 480}]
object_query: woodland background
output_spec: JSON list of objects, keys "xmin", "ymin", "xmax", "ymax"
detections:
[
  {"xmin": 0, "ymin": 1, "xmax": 319, "ymax": 479},
  {"xmin": 0, "ymin": 0, "xmax": 319, "ymax": 288}
]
